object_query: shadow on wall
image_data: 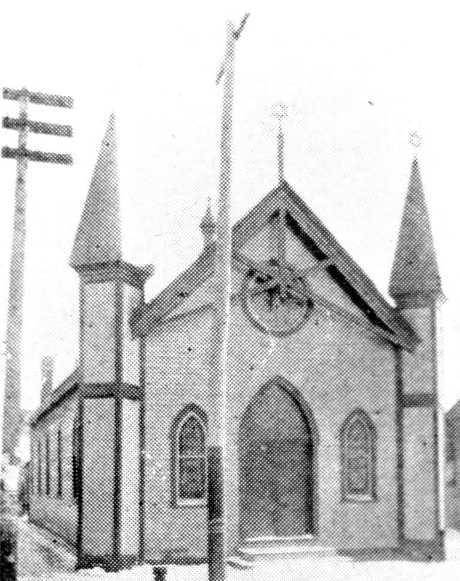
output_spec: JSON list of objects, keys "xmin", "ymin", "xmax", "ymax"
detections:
[{"xmin": 0, "ymin": 483, "xmax": 18, "ymax": 581}]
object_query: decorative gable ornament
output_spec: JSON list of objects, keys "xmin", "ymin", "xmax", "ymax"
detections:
[{"xmin": 133, "ymin": 181, "xmax": 417, "ymax": 351}]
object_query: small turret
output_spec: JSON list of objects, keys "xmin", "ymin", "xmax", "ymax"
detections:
[{"xmin": 200, "ymin": 199, "xmax": 216, "ymax": 249}]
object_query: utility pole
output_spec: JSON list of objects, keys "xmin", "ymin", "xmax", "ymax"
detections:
[
  {"xmin": 208, "ymin": 15, "xmax": 249, "ymax": 581},
  {"xmin": 1, "ymin": 87, "xmax": 72, "ymax": 467}
]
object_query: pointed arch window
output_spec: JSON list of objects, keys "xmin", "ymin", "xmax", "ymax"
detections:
[
  {"xmin": 341, "ymin": 410, "xmax": 376, "ymax": 501},
  {"xmin": 173, "ymin": 409, "xmax": 207, "ymax": 506}
]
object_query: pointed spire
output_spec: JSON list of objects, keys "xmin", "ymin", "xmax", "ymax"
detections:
[
  {"xmin": 70, "ymin": 114, "xmax": 122, "ymax": 269},
  {"xmin": 200, "ymin": 198, "xmax": 216, "ymax": 248},
  {"xmin": 389, "ymin": 153, "xmax": 442, "ymax": 303}
]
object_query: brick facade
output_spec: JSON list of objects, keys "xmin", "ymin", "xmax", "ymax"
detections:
[{"xmin": 143, "ymin": 279, "xmax": 400, "ymax": 562}]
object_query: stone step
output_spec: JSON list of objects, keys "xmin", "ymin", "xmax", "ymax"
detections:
[
  {"xmin": 244, "ymin": 534, "xmax": 316, "ymax": 548},
  {"xmin": 227, "ymin": 555, "xmax": 255, "ymax": 570},
  {"xmin": 237, "ymin": 543, "xmax": 337, "ymax": 562}
]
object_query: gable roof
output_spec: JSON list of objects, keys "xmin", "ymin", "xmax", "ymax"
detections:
[
  {"xmin": 29, "ymin": 368, "xmax": 79, "ymax": 427},
  {"xmin": 132, "ymin": 180, "xmax": 417, "ymax": 350}
]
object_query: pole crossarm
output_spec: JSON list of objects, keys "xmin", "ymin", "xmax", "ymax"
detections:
[
  {"xmin": 3, "ymin": 116, "xmax": 72, "ymax": 137},
  {"xmin": 1, "ymin": 86, "xmax": 73, "ymax": 462},
  {"xmin": 215, "ymin": 13, "xmax": 250, "ymax": 85},
  {"xmin": 2, "ymin": 146, "xmax": 73, "ymax": 165},
  {"xmin": 3, "ymin": 87, "xmax": 73, "ymax": 108}
]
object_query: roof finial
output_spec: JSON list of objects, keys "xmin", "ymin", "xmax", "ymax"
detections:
[
  {"xmin": 409, "ymin": 131, "xmax": 421, "ymax": 157},
  {"xmin": 200, "ymin": 196, "xmax": 216, "ymax": 249},
  {"xmin": 272, "ymin": 102, "xmax": 287, "ymax": 184}
]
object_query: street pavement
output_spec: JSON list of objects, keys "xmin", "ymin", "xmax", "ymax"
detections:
[{"xmin": 12, "ymin": 519, "xmax": 460, "ymax": 581}]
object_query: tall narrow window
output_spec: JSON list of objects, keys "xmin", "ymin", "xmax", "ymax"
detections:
[
  {"xmin": 30, "ymin": 449, "xmax": 34, "ymax": 496},
  {"xmin": 341, "ymin": 410, "xmax": 376, "ymax": 501},
  {"xmin": 446, "ymin": 420, "xmax": 457, "ymax": 487},
  {"xmin": 45, "ymin": 433, "xmax": 51, "ymax": 496},
  {"xmin": 174, "ymin": 411, "xmax": 207, "ymax": 506},
  {"xmin": 37, "ymin": 440, "xmax": 42, "ymax": 495},
  {"xmin": 57, "ymin": 429, "xmax": 63, "ymax": 497},
  {"xmin": 72, "ymin": 417, "xmax": 80, "ymax": 500}
]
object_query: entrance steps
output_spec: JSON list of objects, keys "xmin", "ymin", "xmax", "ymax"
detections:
[{"xmin": 228, "ymin": 536, "xmax": 346, "ymax": 570}]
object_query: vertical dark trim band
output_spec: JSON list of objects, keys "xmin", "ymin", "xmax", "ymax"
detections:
[
  {"xmin": 76, "ymin": 280, "xmax": 85, "ymax": 569},
  {"xmin": 113, "ymin": 278, "xmax": 123, "ymax": 566},
  {"xmin": 139, "ymin": 333, "xmax": 146, "ymax": 563},
  {"xmin": 207, "ymin": 445, "xmax": 224, "ymax": 581},
  {"xmin": 76, "ymin": 397, "xmax": 84, "ymax": 568},
  {"xmin": 394, "ymin": 344, "xmax": 405, "ymax": 543},
  {"xmin": 45, "ymin": 432, "xmax": 51, "ymax": 496},
  {"xmin": 57, "ymin": 428, "xmax": 63, "ymax": 497},
  {"xmin": 430, "ymin": 303, "xmax": 443, "ymax": 555}
]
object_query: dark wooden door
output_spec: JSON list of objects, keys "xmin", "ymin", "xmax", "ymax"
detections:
[
  {"xmin": 239, "ymin": 385, "xmax": 314, "ymax": 540},
  {"xmin": 274, "ymin": 439, "xmax": 308, "ymax": 537},
  {"xmin": 240, "ymin": 441, "xmax": 277, "ymax": 538}
]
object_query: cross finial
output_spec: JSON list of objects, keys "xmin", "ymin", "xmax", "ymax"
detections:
[
  {"xmin": 409, "ymin": 131, "xmax": 421, "ymax": 156},
  {"xmin": 272, "ymin": 102, "xmax": 287, "ymax": 184}
]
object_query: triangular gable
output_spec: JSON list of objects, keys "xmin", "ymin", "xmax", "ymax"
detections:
[
  {"xmin": 132, "ymin": 181, "xmax": 417, "ymax": 350},
  {"xmin": 240, "ymin": 220, "xmax": 318, "ymax": 271}
]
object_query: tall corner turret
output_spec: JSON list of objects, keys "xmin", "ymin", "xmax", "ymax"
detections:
[
  {"xmin": 390, "ymin": 152, "xmax": 445, "ymax": 561},
  {"xmin": 71, "ymin": 114, "xmax": 152, "ymax": 572}
]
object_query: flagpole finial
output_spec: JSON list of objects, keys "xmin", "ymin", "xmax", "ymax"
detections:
[
  {"xmin": 409, "ymin": 131, "xmax": 421, "ymax": 157},
  {"xmin": 272, "ymin": 102, "xmax": 288, "ymax": 184}
]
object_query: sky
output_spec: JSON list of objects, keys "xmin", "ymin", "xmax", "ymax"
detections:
[{"xmin": 0, "ymin": 0, "xmax": 459, "ymax": 434}]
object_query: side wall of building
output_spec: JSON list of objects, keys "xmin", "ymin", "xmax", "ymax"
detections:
[
  {"xmin": 29, "ymin": 392, "xmax": 79, "ymax": 546},
  {"xmin": 446, "ymin": 412, "xmax": 460, "ymax": 530}
]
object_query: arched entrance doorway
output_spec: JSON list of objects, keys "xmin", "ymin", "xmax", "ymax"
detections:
[{"xmin": 239, "ymin": 381, "xmax": 315, "ymax": 540}]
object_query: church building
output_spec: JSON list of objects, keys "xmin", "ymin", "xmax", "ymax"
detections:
[{"xmin": 28, "ymin": 114, "xmax": 445, "ymax": 570}]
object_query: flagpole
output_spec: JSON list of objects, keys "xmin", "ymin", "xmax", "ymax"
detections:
[{"xmin": 208, "ymin": 18, "xmax": 236, "ymax": 581}]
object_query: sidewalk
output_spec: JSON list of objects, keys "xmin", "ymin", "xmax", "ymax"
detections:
[
  {"xmin": 15, "ymin": 525, "xmax": 460, "ymax": 581},
  {"xmin": 16, "ymin": 516, "xmax": 76, "ymax": 578}
]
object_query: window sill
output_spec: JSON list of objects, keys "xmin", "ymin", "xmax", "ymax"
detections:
[
  {"xmin": 172, "ymin": 499, "xmax": 207, "ymax": 508},
  {"xmin": 341, "ymin": 495, "xmax": 376, "ymax": 504}
]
